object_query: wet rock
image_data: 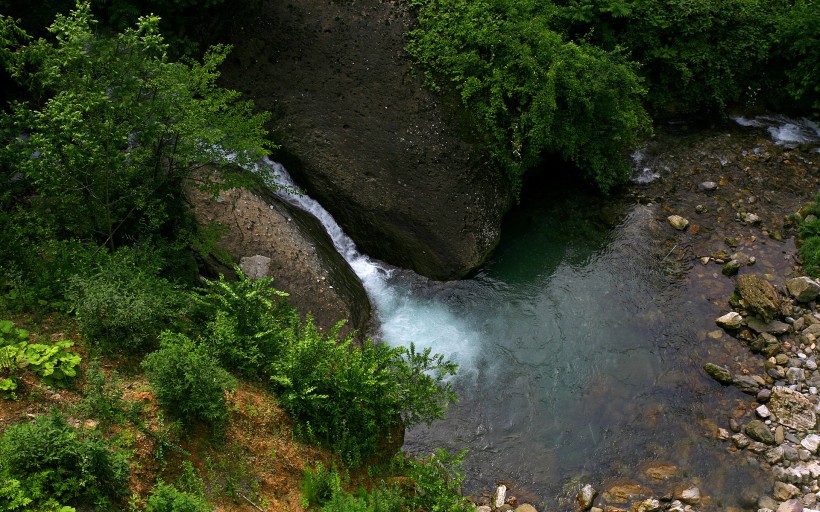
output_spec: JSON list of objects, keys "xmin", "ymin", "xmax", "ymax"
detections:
[
  {"xmin": 716, "ymin": 311, "xmax": 744, "ymax": 330},
  {"xmin": 788, "ymin": 277, "xmax": 820, "ymax": 303},
  {"xmin": 476, "ymin": 507, "xmax": 492, "ymax": 512},
  {"xmin": 747, "ymin": 316, "xmax": 792, "ymax": 334},
  {"xmin": 766, "ymin": 446, "xmax": 785, "ymax": 464},
  {"xmin": 732, "ymin": 432, "xmax": 751, "ymax": 449},
  {"xmin": 644, "ymin": 464, "xmax": 678, "ymax": 480},
  {"xmin": 737, "ymin": 274, "xmax": 785, "ymax": 323},
  {"xmin": 760, "ymin": 495, "xmax": 780, "ymax": 510},
  {"xmin": 576, "ymin": 484, "xmax": 597, "ymax": 511},
  {"xmin": 704, "ymin": 363, "xmax": 733, "ymax": 385},
  {"xmin": 787, "ymin": 367, "xmax": 806, "ymax": 384},
  {"xmin": 744, "ymin": 419, "xmax": 775, "ymax": 444},
  {"xmin": 668, "ymin": 215, "xmax": 690, "ymax": 230},
  {"xmin": 239, "ymin": 254, "xmax": 272, "ymax": 279},
  {"xmin": 774, "ymin": 482, "xmax": 801, "ymax": 501},
  {"xmin": 723, "ymin": 259, "xmax": 742, "ymax": 276},
  {"xmin": 633, "ymin": 498, "xmax": 661, "ymax": 512},
  {"xmin": 776, "ymin": 498, "xmax": 804, "ymax": 512},
  {"xmin": 734, "ymin": 374, "xmax": 762, "ymax": 394},
  {"xmin": 759, "ymin": 388, "xmax": 773, "ymax": 402},
  {"xmin": 757, "ymin": 404, "xmax": 772, "ymax": 418},
  {"xmin": 769, "ymin": 386, "xmax": 817, "ymax": 430},
  {"xmin": 742, "ymin": 212, "xmax": 762, "ymax": 225},
  {"xmin": 602, "ymin": 483, "xmax": 651, "ymax": 504},
  {"xmin": 514, "ymin": 505, "xmax": 538, "ymax": 512},
  {"xmin": 699, "ymin": 181, "xmax": 718, "ymax": 191},
  {"xmin": 751, "ymin": 335, "xmax": 783, "ymax": 357}
]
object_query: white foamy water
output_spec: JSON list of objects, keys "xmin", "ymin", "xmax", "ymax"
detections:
[
  {"xmin": 733, "ymin": 114, "xmax": 820, "ymax": 146},
  {"xmin": 261, "ymin": 157, "xmax": 479, "ymax": 369}
]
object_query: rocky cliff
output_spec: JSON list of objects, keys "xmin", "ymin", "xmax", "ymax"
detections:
[{"xmin": 220, "ymin": 0, "xmax": 511, "ymax": 280}]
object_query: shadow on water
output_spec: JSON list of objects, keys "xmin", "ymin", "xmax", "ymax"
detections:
[{"xmin": 402, "ymin": 165, "xmax": 770, "ymax": 510}]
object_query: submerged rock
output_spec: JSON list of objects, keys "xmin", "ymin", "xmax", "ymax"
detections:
[
  {"xmin": 744, "ymin": 419, "xmax": 775, "ymax": 445},
  {"xmin": 667, "ymin": 214, "xmax": 690, "ymax": 230},
  {"xmin": 704, "ymin": 363, "xmax": 733, "ymax": 385}
]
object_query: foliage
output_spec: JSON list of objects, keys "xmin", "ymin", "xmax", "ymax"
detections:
[
  {"xmin": 142, "ymin": 331, "xmax": 237, "ymax": 427},
  {"xmin": 0, "ymin": 3, "xmax": 272, "ymax": 251},
  {"xmin": 319, "ymin": 486, "xmax": 405, "ymax": 512},
  {"xmin": 191, "ymin": 268, "xmax": 298, "ymax": 377},
  {"xmin": 146, "ymin": 481, "xmax": 213, "ymax": 512},
  {"xmin": 300, "ymin": 462, "xmax": 343, "ymax": 508},
  {"xmin": 67, "ymin": 247, "xmax": 187, "ymax": 352},
  {"xmin": 74, "ymin": 359, "xmax": 130, "ymax": 427},
  {"xmin": 0, "ymin": 409, "xmax": 129, "ymax": 510},
  {"xmin": 397, "ymin": 450, "xmax": 471, "ymax": 512},
  {"xmin": 407, "ymin": 0, "xmax": 651, "ymax": 193},
  {"xmin": 775, "ymin": 0, "xmax": 820, "ymax": 116},
  {"xmin": 272, "ymin": 321, "xmax": 457, "ymax": 465},
  {"xmin": 0, "ymin": 320, "xmax": 81, "ymax": 396}
]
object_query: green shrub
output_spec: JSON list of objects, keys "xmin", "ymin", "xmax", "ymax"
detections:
[
  {"xmin": 319, "ymin": 487, "xmax": 404, "ymax": 512},
  {"xmin": 142, "ymin": 332, "xmax": 237, "ymax": 427},
  {"xmin": 191, "ymin": 268, "xmax": 298, "ymax": 378},
  {"xmin": 398, "ymin": 450, "xmax": 471, "ymax": 512},
  {"xmin": 272, "ymin": 321, "xmax": 457, "ymax": 465},
  {"xmin": 800, "ymin": 219, "xmax": 820, "ymax": 278},
  {"xmin": 0, "ymin": 410, "xmax": 129, "ymax": 510},
  {"xmin": 146, "ymin": 481, "xmax": 213, "ymax": 512},
  {"xmin": 68, "ymin": 248, "xmax": 187, "ymax": 352},
  {"xmin": 300, "ymin": 462, "xmax": 343, "ymax": 508},
  {"xmin": 0, "ymin": 321, "xmax": 81, "ymax": 396},
  {"xmin": 775, "ymin": 0, "xmax": 820, "ymax": 116},
  {"xmin": 74, "ymin": 359, "xmax": 130, "ymax": 427},
  {"xmin": 407, "ymin": 0, "xmax": 651, "ymax": 193}
]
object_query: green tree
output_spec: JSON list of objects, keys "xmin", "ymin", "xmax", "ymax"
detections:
[{"xmin": 0, "ymin": 2, "xmax": 272, "ymax": 251}]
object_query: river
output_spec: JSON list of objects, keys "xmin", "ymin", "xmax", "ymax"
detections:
[{"xmin": 269, "ymin": 115, "xmax": 820, "ymax": 510}]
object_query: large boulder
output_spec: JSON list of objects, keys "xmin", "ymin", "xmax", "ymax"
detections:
[
  {"xmin": 186, "ymin": 183, "xmax": 372, "ymax": 337},
  {"xmin": 219, "ymin": 0, "xmax": 511, "ymax": 280},
  {"xmin": 736, "ymin": 274, "xmax": 784, "ymax": 323},
  {"xmin": 787, "ymin": 276, "xmax": 820, "ymax": 303}
]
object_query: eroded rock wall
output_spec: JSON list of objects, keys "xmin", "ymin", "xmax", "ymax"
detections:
[{"xmin": 220, "ymin": 0, "xmax": 510, "ymax": 280}]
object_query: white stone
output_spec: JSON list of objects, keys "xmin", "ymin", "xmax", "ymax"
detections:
[
  {"xmin": 493, "ymin": 485, "xmax": 507, "ymax": 509},
  {"xmin": 668, "ymin": 215, "xmax": 689, "ymax": 230},
  {"xmin": 803, "ymin": 434, "xmax": 820, "ymax": 453},
  {"xmin": 678, "ymin": 486, "xmax": 701, "ymax": 506},
  {"xmin": 757, "ymin": 405, "xmax": 772, "ymax": 418},
  {"xmin": 716, "ymin": 311, "xmax": 744, "ymax": 330}
]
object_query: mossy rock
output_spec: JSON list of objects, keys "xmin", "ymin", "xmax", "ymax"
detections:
[{"xmin": 736, "ymin": 275, "xmax": 783, "ymax": 323}]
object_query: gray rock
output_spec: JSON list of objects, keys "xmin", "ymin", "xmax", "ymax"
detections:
[
  {"xmin": 668, "ymin": 215, "xmax": 690, "ymax": 230},
  {"xmin": 717, "ymin": 311, "xmax": 744, "ymax": 330},
  {"xmin": 766, "ymin": 446, "xmax": 785, "ymax": 464},
  {"xmin": 747, "ymin": 316, "xmax": 792, "ymax": 334},
  {"xmin": 699, "ymin": 181, "xmax": 718, "ymax": 191},
  {"xmin": 239, "ymin": 254, "xmax": 272, "ymax": 279},
  {"xmin": 576, "ymin": 484, "xmax": 597, "ymax": 511},
  {"xmin": 769, "ymin": 386, "xmax": 817, "ymax": 430},
  {"xmin": 732, "ymin": 432, "xmax": 751, "ymax": 448},
  {"xmin": 759, "ymin": 388, "xmax": 773, "ymax": 402},
  {"xmin": 735, "ymin": 374, "xmax": 762, "ymax": 394},
  {"xmin": 677, "ymin": 486, "xmax": 701, "ymax": 506},
  {"xmin": 784, "ymin": 444, "xmax": 800, "ymax": 461},
  {"xmin": 788, "ymin": 277, "xmax": 820, "ymax": 303},
  {"xmin": 787, "ymin": 367, "xmax": 807, "ymax": 384},
  {"xmin": 704, "ymin": 363, "xmax": 734, "ymax": 385},
  {"xmin": 758, "ymin": 404, "xmax": 772, "ymax": 418},
  {"xmin": 760, "ymin": 495, "xmax": 780, "ymax": 510},
  {"xmin": 743, "ymin": 212, "xmax": 762, "ymax": 225},
  {"xmin": 744, "ymin": 419, "xmax": 775, "ymax": 444},
  {"xmin": 494, "ymin": 485, "xmax": 507, "ymax": 508}
]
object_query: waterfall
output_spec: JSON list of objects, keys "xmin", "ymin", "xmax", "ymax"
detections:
[{"xmin": 261, "ymin": 157, "xmax": 480, "ymax": 369}]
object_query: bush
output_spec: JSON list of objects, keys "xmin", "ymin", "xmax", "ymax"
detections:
[
  {"xmin": 300, "ymin": 462, "xmax": 342, "ymax": 508},
  {"xmin": 191, "ymin": 268, "xmax": 298, "ymax": 378},
  {"xmin": 271, "ymin": 321, "xmax": 457, "ymax": 465},
  {"xmin": 68, "ymin": 248, "xmax": 187, "ymax": 352},
  {"xmin": 398, "ymin": 450, "xmax": 471, "ymax": 512},
  {"xmin": 775, "ymin": 0, "xmax": 820, "ymax": 116},
  {"xmin": 146, "ymin": 481, "xmax": 213, "ymax": 512},
  {"xmin": 142, "ymin": 332, "xmax": 237, "ymax": 427},
  {"xmin": 0, "ymin": 409, "xmax": 130, "ymax": 510}
]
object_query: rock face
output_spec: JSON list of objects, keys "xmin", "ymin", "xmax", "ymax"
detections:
[
  {"xmin": 186, "ymin": 184, "xmax": 372, "ymax": 337},
  {"xmin": 737, "ymin": 274, "xmax": 784, "ymax": 323},
  {"xmin": 220, "ymin": 0, "xmax": 511, "ymax": 280}
]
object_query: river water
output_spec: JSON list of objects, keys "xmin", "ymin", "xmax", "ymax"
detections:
[{"xmin": 267, "ymin": 117, "xmax": 820, "ymax": 510}]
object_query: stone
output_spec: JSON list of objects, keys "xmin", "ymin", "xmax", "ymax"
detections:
[
  {"xmin": 734, "ymin": 374, "xmax": 761, "ymax": 394},
  {"xmin": 737, "ymin": 274, "xmax": 784, "ymax": 323},
  {"xmin": 677, "ymin": 486, "xmax": 701, "ymax": 506},
  {"xmin": 787, "ymin": 367, "xmax": 807, "ymax": 384},
  {"xmin": 774, "ymin": 482, "xmax": 801, "ymax": 501},
  {"xmin": 732, "ymin": 432, "xmax": 751, "ymax": 448},
  {"xmin": 743, "ymin": 212, "xmax": 762, "ymax": 225},
  {"xmin": 788, "ymin": 277, "xmax": 820, "ymax": 303},
  {"xmin": 514, "ymin": 505, "xmax": 538, "ymax": 512},
  {"xmin": 777, "ymin": 499, "xmax": 804, "ymax": 512},
  {"xmin": 494, "ymin": 485, "xmax": 507, "ymax": 508},
  {"xmin": 717, "ymin": 311, "xmax": 744, "ymax": 330},
  {"xmin": 758, "ymin": 388, "xmax": 773, "ymax": 402},
  {"xmin": 769, "ymin": 386, "xmax": 817, "ymax": 430},
  {"xmin": 576, "ymin": 484, "xmax": 597, "ymax": 511},
  {"xmin": 476, "ymin": 507, "xmax": 492, "ymax": 512},
  {"xmin": 704, "ymin": 363, "xmax": 733, "ymax": 385},
  {"xmin": 757, "ymin": 405, "xmax": 772, "ymax": 418},
  {"xmin": 602, "ymin": 484, "xmax": 651, "ymax": 504},
  {"xmin": 802, "ymin": 434, "xmax": 820, "ymax": 453},
  {"xmin": 744, "ymin": 419, "xmax": 775, "ymax": 445},
  {"xmin": 633, "ymin": 498, "xmax": 661, "ymax": 512},
  {"xmin": 747, "ymin": 316, "xmax": 792, "ymax": 334},
  {"xmin": 760, "ymin": 495, "xmax": 780, "ymax": 510},
  {"xmin": 238, "ymin": 254, "xmax": 271, "ymax": 279},
  {"xmin": 644, "ymin": 464, "xmax": 678, "ymax": 480},
  {"xmin": 699, "ymin": 181, "xmax": 718, "ymax": 191},
  {"xmin": 723, "ymin": 259, "xmax": 742, "ymax": 276},
  {"xmin": 766, "ymin": 446, "xmax": 785, "ymax": 464},
  {"xmin": 668, "ymin": 215, "xmax": 689, "ymax": 230}
]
